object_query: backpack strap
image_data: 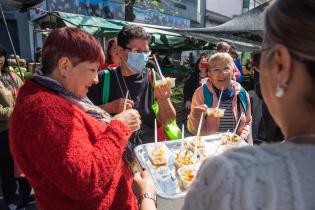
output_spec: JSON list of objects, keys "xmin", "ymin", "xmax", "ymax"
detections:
[
  {"xmin": 149, "ymin": 68, "xmax": 156, "ymax": 87},
  {"xmin": 203, "ymin": 84, "xmax": 213, "ymax": 108},
  {"xmin": 238, "ymin": 86, "xmax": 247, "ymax": 113},
  {"xmin": 203, "ymin": 84, "xmax": 248, "ymax": 113},
  {"xmin": 150, "ymin": 69, "xmax": 159, "ymax": 116},
  {"xmin": 102, "ymin": 69, "xmax": 110, "ymax": 104},
  {"xmin": 149, "ymin": 69, "xmax": 181, "ymax": 140}
]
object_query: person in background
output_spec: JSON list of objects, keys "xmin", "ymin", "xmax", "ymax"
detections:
[
  {"xmin": 252, "ymin": 50, "xmax": 284, "ymax": 144},
  {"xmin": 216, "ymin": 41, "xmax": 241, "ymax": 81},
  {"xmin": 152, "ymin": 51, "xmax": 163, "ymax": 67},
  {"xmin": 188, "ymin": 52, "xmax": 194, "ymax": 66},
  {"xmin": 88, "ymin": 25, "xmax": 176, "ymax": 143},
  {"xmin": 183, "ymin": 0, "xmax": 315, "ymax": 209},
  {"xmin": 250, "ymin": 51, "xmax": 265, "ymax": 144},
  {"xmin": 0, "ymin": 46, "xmax": 32, "ymax": 210},
  {"xmin": 187, "ymin": 52, "xmax": 252, "ymax": 140},
  {"xmin": 161, "ymin": 54, "xmax": 173, "ymax": 67},
  {"xmin": 183, "ymin": 52, "xmax": 208, "ymax": 111},
  {"xmin": 229, "ymin": 45, "xmax": 244, "ymax": 84},
  {"xmin": 245, "ymin": 58, "xmax": 253, "ymax": 73},
  {"xmin": 9, "ymin": 28, "xmax": 142, "ymax": 210},
  {"xmin": 35, "ymin": 47, "xmax": 42, "ymax": 63},
  {"xmin": 101, "ymin": 37, "xmax": 120, "ymax": 70}
]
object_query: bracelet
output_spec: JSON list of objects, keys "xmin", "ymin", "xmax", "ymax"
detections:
[{"xmin": 137, "ymin": 192, "xmax": 157, "ymax": 208}]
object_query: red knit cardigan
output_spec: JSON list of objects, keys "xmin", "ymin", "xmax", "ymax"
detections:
[{"xmin": 9, "ymin": 80, "xmax": 138, "ymax": 210}]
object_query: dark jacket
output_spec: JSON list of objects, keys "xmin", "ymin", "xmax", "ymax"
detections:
[{"xmin": 183, "ymin": 72, "xmax": 200, "ymax": 103}]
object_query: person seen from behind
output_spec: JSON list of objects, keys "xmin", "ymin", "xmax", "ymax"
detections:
[{"xmin": 183, "ymin": 0, "xmax": 315, "ymax": 209}]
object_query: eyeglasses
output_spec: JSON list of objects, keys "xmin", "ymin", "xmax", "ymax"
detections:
[
  {"xmin": 210, "ymin": 66, "xmax": 232, "ymax": 74},
  {"xmin": 124, "ymin": 47, "xmax": 151, "ymax": 56}
]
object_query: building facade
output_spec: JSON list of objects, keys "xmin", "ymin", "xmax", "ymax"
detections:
[
  {"xmin": 205, "ymin": 0, "xmax": 267, "ymax": 26},
  {"xmin": 0, "ymin": 10, "xmax": 33, "ymax": 61},
  {"xmin": 30, "ymin": 0, "xmax": 202, "ymax": 28}
]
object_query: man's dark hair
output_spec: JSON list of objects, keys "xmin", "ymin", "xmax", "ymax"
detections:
[{"xmin": 117, "ymin": 25, "xmax": 151, "ymax": 49}]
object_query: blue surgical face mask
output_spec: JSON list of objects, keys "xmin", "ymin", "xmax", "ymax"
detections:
[{"xmin": 125, "ymin": 52, "xmax": 149, "ymax": 74}]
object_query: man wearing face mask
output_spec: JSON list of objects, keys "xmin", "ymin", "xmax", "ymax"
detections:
[{"xmin": 88, "ymin": 25, "xmax": 176, "ymax": 143}]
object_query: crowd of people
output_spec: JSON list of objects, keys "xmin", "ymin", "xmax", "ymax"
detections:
[
  {"xmin": 0, "ymin": 0, "xmax": 314, "ymax": 209},
  {"xmin": 0, "ymin": 47, "xmax": 33, "ymax": 210}
]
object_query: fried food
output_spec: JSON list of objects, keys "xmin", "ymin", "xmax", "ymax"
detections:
[
  {"xmin": 181, "ymin": 168, "xmax": 194, "ymax": 182},
  {"xmin": 155, "ymin": 77, "xmax": 175, "ymax": 88},
  {"xmin": 178, "ymin": 166, "xmax": 196, "ymax": 189},
  {"xmin": 147, "ymin": 144, "xmax": 168, "ymax": 166},
  {"xmin": 207, "ymin": 108, "xmax": 225, "ymax": 118},
  {"xmin": 222, "ymin": 133, "xmax": 241, "ymax": 145},
  {"xmin": 174, "ymin": 150, "xmax": 194, "ymax": 169}
]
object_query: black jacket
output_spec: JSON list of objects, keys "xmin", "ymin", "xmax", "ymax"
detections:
[{"xmin": 183, "ymin": 72, "xmax": 200, "ymax": 103}]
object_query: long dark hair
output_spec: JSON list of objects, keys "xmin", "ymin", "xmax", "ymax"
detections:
[
  {"xmin": 105, "ymin": 38, "xmax": 117, "ymax": 64},
  {"xmin": 0, "ymin": 46, "xmax": 19, "ymax": 88},
  {"xmin": 194, "ymin": 53, "xmax": 208, "ymax": 74},
  {"xmin": 0, "ymin": 46, "xmax": 9, "ymax": 73},
  {"xmin": 194, "ymin": 57, "xmax": 202, "ymax": 74}
]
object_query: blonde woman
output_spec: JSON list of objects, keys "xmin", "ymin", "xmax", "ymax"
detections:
[{"xmin": 187, "ymin": 52, "xmax": 252, "ymax": 140}]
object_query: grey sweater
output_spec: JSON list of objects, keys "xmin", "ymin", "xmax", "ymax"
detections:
[{"xmin": 183, "ymin": 142, "xmax": 315, "ymax": 210}]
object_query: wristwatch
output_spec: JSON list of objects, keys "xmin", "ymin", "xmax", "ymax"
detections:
[{"xmin": 138, "ymin": 192, "xmax": 157, "ymax": 208}]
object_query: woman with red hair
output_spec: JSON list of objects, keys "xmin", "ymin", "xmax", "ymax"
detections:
[{"xmin": 9, "ymin": 27, "xmax": 141, "ymax": 210}]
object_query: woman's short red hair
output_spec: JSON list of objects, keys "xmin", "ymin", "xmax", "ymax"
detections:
[{"xmin": 42, "ymin": 27, "xmax": 105, "ymax": 75}]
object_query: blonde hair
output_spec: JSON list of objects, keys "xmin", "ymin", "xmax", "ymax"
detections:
[{"xmin": 208, "ymin": 52, "xmax": 233, "ymax": 70}]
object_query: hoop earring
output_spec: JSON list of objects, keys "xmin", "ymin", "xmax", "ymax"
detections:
[{"xmin": 275, "ymin": 83, "xmax": 285, "ymax": 98}]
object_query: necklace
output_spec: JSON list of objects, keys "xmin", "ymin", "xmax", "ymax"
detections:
[
  {"xmin": 114, "ymin": 69, "xmax": 130, "ymax": 99},
  {"xmin": 284, "ymin": 134, "xmax": 315, "ymax": 144}
]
